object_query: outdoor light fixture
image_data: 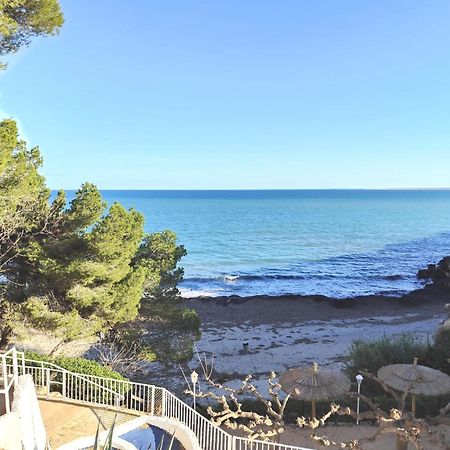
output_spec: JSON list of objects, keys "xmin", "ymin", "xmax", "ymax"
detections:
[
  {"xmin": 191, "ymin": 370, "xmax": 199, "ymax": 411},
  {"xmin": 355, "ymin": 374, "xmax": 364, "ymax": 425}
]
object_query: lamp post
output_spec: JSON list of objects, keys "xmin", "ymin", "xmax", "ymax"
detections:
[
  {"xmin": 191, "ymin": 370, "xmax": 199, "ymax": 412},
  {"xmin": 355, "ymin": 374, "xmax": 363, "ymax": 425}
]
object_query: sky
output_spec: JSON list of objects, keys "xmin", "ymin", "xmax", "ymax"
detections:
[{"xmin": 1, "ymin": 0, "xmax": 450, "ymax": 190}]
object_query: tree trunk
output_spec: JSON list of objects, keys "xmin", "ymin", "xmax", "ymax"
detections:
[
  {"xmin": 0, "ymin": 323, "xmax": 12, "ymax": 348},
  {"xmin": 49, "ymin": 339, "xmax": 66, "ymax": 356}
]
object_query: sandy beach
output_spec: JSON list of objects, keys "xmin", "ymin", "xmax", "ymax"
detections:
[{"xmin": 144, "ymin": 286, "xmax": 449, "ymax": 394}]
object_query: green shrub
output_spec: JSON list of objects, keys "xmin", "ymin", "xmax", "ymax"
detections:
[
  {"xmin": 179, "ymin": 308, "xmax": 201, "ymax": 332},
  {"xmin": 346, "ymin": 334, "xmax": 432, "ymax": 379},
  {"xmin": 430, "ymin": 327, "xmax": 450, "ymax": 374},
  {"xmin": 24, "ymin": 351, "xmax": 130, "ymax": 403},
  {"xmin": 138, "ymin": 347, "xmax": 158, "ymax": 362},
  {"xmin": 345, "ymin": 333, "xmax": 450, "ymax": 417},
  {"xmin": 25, "ymin": 351, "xmax": 127, "ymax": 380},
  {"xmin": 55, "ymin": 356, "xmax": 127, "ymax": 381}
]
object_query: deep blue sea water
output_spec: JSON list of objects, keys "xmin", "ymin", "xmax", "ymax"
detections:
[{"xmin": 66, "ymin": 190, "xmax": 450, "ymax": 298}]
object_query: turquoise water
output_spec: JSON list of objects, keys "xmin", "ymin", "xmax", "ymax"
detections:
[{"xmin": 79, "ymin": 190, "xmax": 450, "ymax": 298}]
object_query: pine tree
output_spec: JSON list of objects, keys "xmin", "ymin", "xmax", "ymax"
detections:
[
  {"xmin": 0, "ymin": 119, "xmax": 186, "ymax": 348},
  {"xmin": 0, "ymin": 0, "xmax": 64, "ymax": 69}
]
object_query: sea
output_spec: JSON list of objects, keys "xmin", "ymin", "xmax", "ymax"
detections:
[{"xmin": 67, "ymin": 190, "xmax": 450, "ymax": 299}]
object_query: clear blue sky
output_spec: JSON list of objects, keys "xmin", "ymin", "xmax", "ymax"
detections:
[{"xmin": 1, "ymin": 0, "xmax": 450, "ymax": 189}]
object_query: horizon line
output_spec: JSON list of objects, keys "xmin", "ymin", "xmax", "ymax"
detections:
[{"xmin": 53, "ymin": 187, "xmax": 450, "ymax": 191}]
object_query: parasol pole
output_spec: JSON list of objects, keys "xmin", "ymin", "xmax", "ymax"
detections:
[{"xmin": 312, "ymin": 400, "xmax": 317, "ymax": 419}]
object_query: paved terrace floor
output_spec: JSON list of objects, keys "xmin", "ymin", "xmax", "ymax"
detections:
[{"xmin": 38, "ymin": 398, "xmax": 136, "ymax": 448}]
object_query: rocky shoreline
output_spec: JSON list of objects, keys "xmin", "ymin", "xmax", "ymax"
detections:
[{"xmin": 183, "ymin": 285, "xmax": 450, "ymax": 327}]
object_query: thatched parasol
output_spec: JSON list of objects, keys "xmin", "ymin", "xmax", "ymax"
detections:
[
  {"xmin": 279, "ymin": 362, "xmax": 351, "ymax": 418},
  {"xmin": 378, "ymin": 357, "xmax": 450, "ymax": 417}
]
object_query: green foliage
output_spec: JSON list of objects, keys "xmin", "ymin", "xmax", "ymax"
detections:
[
  {"xmin": 430, "ymin": 327, "xmax": 450, "ymax": 374},
  {"xmin": 25, "ymin": 351, "xmax": 129, "ymax": 403},
  {"xmin": 0, "ymin": 0, "xmax": 195, "ymax": 361},
  {"xmin": 138, "ymin": 347, "xmax": 158, "ymax": 363},
  {"xmin": 153, "ymin": 333, "xmax": 197, "ymax": 364},
  {"xmin": 137, "ymin": 230, "xmax": 187, "ymax": 301},
  {"xmin": 345, "ymin": 333, "xmax": 450, "ymax": 417},
  {"xmin": 0, "ymin": 299, "xmax": 17, "ymax": 345},
  {"xmin": 0, "ymin": 119, "xmax": 189, "ymax": 348},
  {"xmin": 119, "ymin": 303, "xmax": 201, "ymax": 364},
  {"xmin": 0, "ymin": 119, "xmax": 49, "ymax": 276},
  {"xmin": 179, "ymin": 308, "xmax": 202, "ymax": 331},
  {"xmin": 22, "ymin": 297, "xmax": 102, "ymax": 341},
  {"xmin": 24, "ymin": 351, "xmax": 127, "ymax": 381},
  {"xmin": 0, "ymin": 0, "xmax": 64, "ymax": 68},
  {"xmin": 8, "ymin": 183, "xmax": 150, "ymax": 335},
  {"xmin": 346, "ymin": 334, "xmax": 433, "ymax": 379},
  {"xmin": 141, "ymin": 302, "xmax": 201, "ymax": 332}
]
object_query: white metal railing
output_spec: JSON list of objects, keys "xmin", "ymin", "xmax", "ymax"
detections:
[
  {"xmin": 0, "ymin": 347, "xmax": 20, "ymax": 413},
  {"xmin": 3, "ymin": 350, "xmax": 314, "ymax": 450}
]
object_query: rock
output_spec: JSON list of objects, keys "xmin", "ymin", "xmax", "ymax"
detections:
[{"xmin": 417, "ymin": 256, "xmax": 450, "ymax": 289}]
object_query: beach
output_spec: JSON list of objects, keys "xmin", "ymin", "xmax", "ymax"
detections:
[{"xmin": 145, "ymin": 286, "xmax": 449, "ymax": 394}]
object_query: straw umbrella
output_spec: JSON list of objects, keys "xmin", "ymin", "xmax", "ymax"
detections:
[
  {"xmin": 279, "ymin": 362, "xmax": 351, "ymax": 418},
  {"xmin": 378, "ymin": 357, "xmax": 450, "ymax": 417}
]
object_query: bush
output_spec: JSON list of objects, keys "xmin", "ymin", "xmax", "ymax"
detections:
[
  {"xmin": 25, "ymin": 351, "xmax": 127, "ymax": 380},
  {"xmin": 345, "ymin": 333, "xmax": 450, "ymax": 418},
  {"xmin": 24, "ymin": 351, "xmax": 130, "ymax": 403},
  {"xmin": 179, "ymin": 308, "xmax": 201, "ymax": 332},
  {"xmin": 346, "ymin": 334, "xmax": 432, "ymax": 379},
  {"xmin": 430, "ymin": 327, "xmax": 450, "ymax": 374},
  {"xmin": 119, "ymin": 302, "xmax": 201, "ymax": 364}
]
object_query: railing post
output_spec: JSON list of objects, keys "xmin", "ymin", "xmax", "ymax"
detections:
[
  {"xmin": 46, "ymin": 367, "xmax": 51, "ymax": 397},
  {"xmin": 161, "ymin": 389, "xmax": 166, "ymax": 417},
  {"xmin": 12, "ymin": 348, "xmax": 18, "ymax": 388},
  {"xmin": 1, "ymin": 355, "xmax": 10, "ymax": 414},
  {"xmin": 39, "ymin": 361, "xmax": 44, "ymax": 388},
  {"xmin": 1, "ymin": 355, "xmax": 6, "ymax": 384},
  {"xmin": 4, "ymin": 389, "xmax": 10, "ymax": 414},
  {"xmin": 62, "ymin": 370, "xmax": 66, "ymax": 399},
  {"xmin": 150, "ymin": 385, "xmax": 155, "ymax": 415}
]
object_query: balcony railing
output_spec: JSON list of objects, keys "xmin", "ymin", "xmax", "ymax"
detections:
[
  {"xmin": 0, "ymin": 347, "xmax": 20, "ymax": 414},
  {"xmin": 1, "ymin": 349, "xmax": 314, "ymax": 450}
]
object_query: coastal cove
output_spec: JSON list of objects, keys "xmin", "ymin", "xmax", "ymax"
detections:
[{"xmin": 3, "ymin": 3, "xmax": 450, "ymax": 448}]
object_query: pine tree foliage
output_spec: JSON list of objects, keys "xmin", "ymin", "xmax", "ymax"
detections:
[
  {"xmin": 0, "ymin": 119, "xmax": 186, "ymax": 345},
  {"xmin": 0, "ymin": 0, "xmax": 64, "ymax": 68}
]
